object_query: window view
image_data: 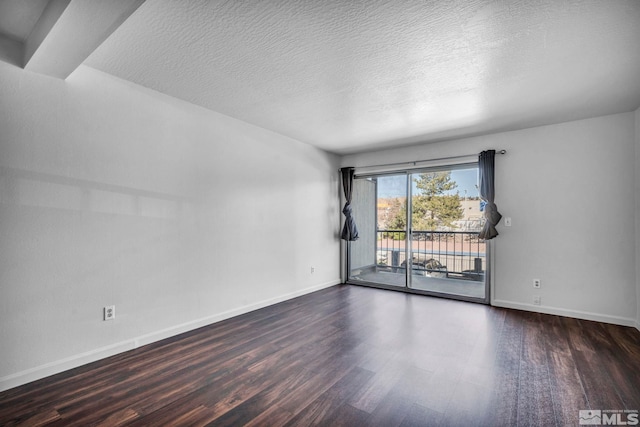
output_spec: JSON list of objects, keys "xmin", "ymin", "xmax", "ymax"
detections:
[{"xmin": 349, "ymin": 165, "xmax": 487, "ymax": 302}]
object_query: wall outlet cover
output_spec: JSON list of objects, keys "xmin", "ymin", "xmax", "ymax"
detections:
[{"xmin": 104, "ymin": 305, "xmax": 115, "ymax": 321}]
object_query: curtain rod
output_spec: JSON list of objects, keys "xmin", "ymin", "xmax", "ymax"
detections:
[{"xmin": 349, "ymin": 149, "xmax": 506, "ymax": 172}]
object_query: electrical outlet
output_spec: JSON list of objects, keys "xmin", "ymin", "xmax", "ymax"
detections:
[
  {"xmin": 504, "ymin": 217, "xmax": 512, "ymax": 227},
  {"xmin": 533, "ymin": 279, "xmax": 541, "ymax": 288},
  {"xmin": 311, "ymin": 266, "xmax": 315, "ymax": 274},
  {"xmin": 104, "ymin": 305, "xmax": 115, "ymax": 321},
  {"xmin": 533, "ymin": 296, "xmax": 541, "ymax": 306}
]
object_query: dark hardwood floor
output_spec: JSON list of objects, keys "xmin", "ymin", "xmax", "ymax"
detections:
[{"xmin": 1, "ymin": 285, "xmax": 639, "ymax": 426}]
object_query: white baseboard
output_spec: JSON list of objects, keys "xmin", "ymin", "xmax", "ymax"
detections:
[
  {"xmin": 0, "ymin": 279, "xmax": 340, "ymax": 393},
  {"xmin": 492, "ymin": 299, "xmax": 638, "ymax": 328}
]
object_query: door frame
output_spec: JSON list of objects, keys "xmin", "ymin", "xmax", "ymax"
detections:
[{"xmin": 345, "ymin": 164, "xmax": 490, "ymax": 305}]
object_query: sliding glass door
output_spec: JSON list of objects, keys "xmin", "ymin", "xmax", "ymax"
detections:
[
  {"xmin": 349, "ymin": 174, "xmax": 408, "ymax": 288},
  {"xmin": 347, "ymin": 164, "xmax": 488, "ymax": 303}
]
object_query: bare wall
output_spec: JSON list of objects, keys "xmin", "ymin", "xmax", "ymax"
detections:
[
  {"xmin": 342, "ymin": 112, "xmax": 638, "ymax": 326},
  {"xmin": 636, "ymin": 107, "xmax": 640, "ymax": 330},
  {"xmin": 0, "ymin": 63, "xmax": 341, "ymax": 391}
]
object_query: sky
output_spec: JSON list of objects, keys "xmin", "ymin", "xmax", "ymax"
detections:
[{"xmin": 376, "ymin": 167, "xmax": 479, "ymax": 199}]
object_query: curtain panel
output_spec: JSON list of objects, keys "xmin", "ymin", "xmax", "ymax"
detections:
[
  {"xmin": 340, "ymin": 167, "xmax": 359, "ymax": 241},
  {"xmin": 478, "ymin": 150, "xmax": 502, "ymax": 240}
]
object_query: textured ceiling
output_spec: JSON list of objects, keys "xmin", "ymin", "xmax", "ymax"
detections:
[{"xmin": 4, "ymin": 0, "xmax": 640, "ymax": 154}]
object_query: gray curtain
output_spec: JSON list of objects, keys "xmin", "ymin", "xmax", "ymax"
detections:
[
  {"xmin": 340, "ymin": 167, "xmax": 359, "ymax": 241},
  {"xmin": 478, "ymin": 150, "xmax": 502, "ymax": 240}
]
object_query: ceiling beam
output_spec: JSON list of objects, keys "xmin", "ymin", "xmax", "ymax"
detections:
[{"xmin": 24, "ymin": 0, "xmax": 145, "ymax": 79}]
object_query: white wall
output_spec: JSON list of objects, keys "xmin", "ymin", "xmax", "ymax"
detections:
[
  {"xmin": 343, "ymin": 112, "xmax": 638, "ymax": 326},
  {"xmin": 636, "ymin": 107, "xmax": 640, "ymax": 330},
  {"xmin": 0, "ymin": 63, "xmax": 341, "ymax": 391}
]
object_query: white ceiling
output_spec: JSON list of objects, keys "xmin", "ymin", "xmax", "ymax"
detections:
[
  {"xmin": 2, "ymin": 0, "xmax": 640, "ymax": 154},
  {"xmin": 0, "ymin": 0, "xmax": 48, "ymax": 42}
]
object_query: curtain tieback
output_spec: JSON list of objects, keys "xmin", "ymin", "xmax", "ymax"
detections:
[{"xmin": 483, "ymin": 202, "xmax": 502, "ymax": 225}]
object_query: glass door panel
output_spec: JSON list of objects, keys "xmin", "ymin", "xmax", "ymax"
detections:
[
  {"xmin": 407, "ymin": 167, "xmax": 487, "ymax": 301},
  {"xmin": 349, "ymin": 174, "xmax": 407, "ymax": 288}
]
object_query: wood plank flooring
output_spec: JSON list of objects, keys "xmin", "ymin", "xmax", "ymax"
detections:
[{"xmin": 1, "ymin": 285, "xmax": 639, "ymax": 426}]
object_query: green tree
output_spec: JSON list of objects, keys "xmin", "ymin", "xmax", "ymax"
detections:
[
  {"xmin": 389, "ymin": 172, "xmax": 463, "ymax": 232},
  {"xmin": 381, "ymin": 198, "xmax": 406, "ymax": 240},
  {"xmin": 384, "ymin": 198, "xmax": 406, "ymax": 230}
]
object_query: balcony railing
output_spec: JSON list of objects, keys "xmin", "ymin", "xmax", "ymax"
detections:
[{"xmin": 377, "ymin": 229, "xmax": 486, "ymax": 281}]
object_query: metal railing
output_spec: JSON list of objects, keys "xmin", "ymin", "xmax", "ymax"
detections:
[{"xmin": 376, "ymin": 229, "xmax": 486, "ymax": 281}]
